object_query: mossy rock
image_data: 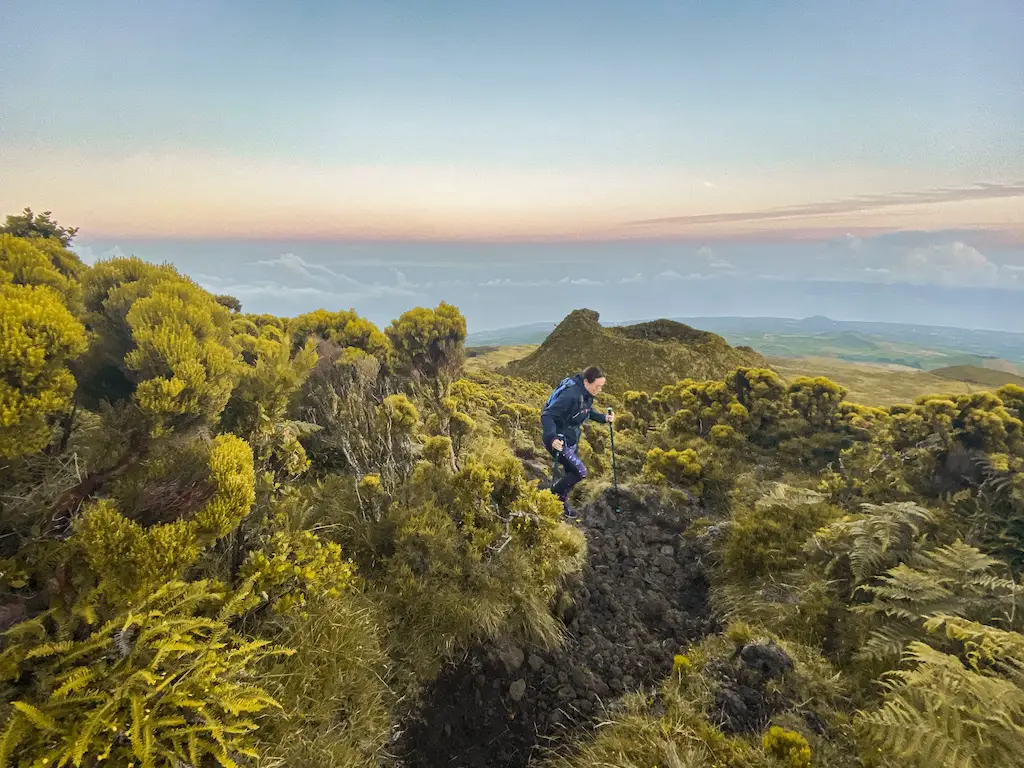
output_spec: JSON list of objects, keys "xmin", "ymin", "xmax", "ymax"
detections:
[{"xmin": 501, "ymin": 308, "xmax": 766, "ymax": 395}]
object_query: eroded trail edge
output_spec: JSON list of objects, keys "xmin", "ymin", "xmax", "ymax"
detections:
[{"xmin": 398, "ymin": 487, "xmax": 714, "ymax": 767}]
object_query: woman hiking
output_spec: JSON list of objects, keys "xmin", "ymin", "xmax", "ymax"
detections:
[{"xmin": 540, "ymin": 366, "xmax": 614, "ymax": 518}]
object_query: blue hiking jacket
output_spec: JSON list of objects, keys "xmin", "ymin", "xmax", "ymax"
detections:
[{"xmin": 541, "ymin": 373, "xmax": 607, "ymax": 450}]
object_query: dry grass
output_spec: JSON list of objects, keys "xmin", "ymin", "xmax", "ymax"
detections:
[
  {"xmin": 766, "ymin": 356, "xmax": 987, "ymax": 407},
  {"xmin": 464, "ymin": 344, "xmax": 538, "ymax": 373}
]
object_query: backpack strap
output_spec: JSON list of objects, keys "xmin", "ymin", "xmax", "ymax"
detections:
[{"xmin": 545, "ymin": 376, "xmax": 577, "ymax": 410}]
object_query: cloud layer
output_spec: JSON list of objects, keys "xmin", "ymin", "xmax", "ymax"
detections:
[
  {"xmin": 626, "ymin": 181, "xmax": 1024, "ymax": 228},
  {"xmin": 68, "ymin": 229, "xmax": 1024, "ymax": 334}
]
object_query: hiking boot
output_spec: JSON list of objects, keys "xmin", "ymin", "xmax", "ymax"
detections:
[{"xmin": 562, "ymin": 502, "xmax": 579, "ymax": 520}]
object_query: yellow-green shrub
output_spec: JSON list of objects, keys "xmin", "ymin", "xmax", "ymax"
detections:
[
  {"xmin": 0, "ymin": 233, "xmax": 82, "ymax": 313},
  {"xmin": 73, "ymin": 433, "xmax": 255, "ymax": 603},
  {"xmin": 240, "ymin": 529, "xmax": 355, "ymax": 618},
  {"xmin": 0, "ymin": 283, "xmax": 87, "ymax": 458},
  {"xmin": 723, "ymin": 485, "xmax": 841, "ymax": 582},
  {"xmin": 762, "ymin": 726, "xmax": 812, "ymax": 768},
  {"xmin": 0, "ymin": 578, "xmax": 289, "ymax": 768},
  {"xmin": 642, "ymin": 447, "xmax": 704, "ymax": 490}
]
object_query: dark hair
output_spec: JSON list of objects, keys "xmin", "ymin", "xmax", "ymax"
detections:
[{"xmin": 582, "ymin": 366, "xmax": 605, "ymax": 383}]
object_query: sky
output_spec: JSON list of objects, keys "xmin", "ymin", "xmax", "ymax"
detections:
[{"xmin": 2, "ymin": 1, "xmax": 1024, "ymax": 332}]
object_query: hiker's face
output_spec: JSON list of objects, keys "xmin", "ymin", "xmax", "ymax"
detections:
[{"xmin": 584, "ymin": 377, "xmax": 606, "ymax": 396}]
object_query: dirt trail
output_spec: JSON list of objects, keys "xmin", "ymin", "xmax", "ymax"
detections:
[{"xmin": 397, "ymin": 485, "xmax": 714, "ymax": 767}]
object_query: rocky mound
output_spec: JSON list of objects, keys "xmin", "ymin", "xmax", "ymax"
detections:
[
  {"xmin": 396, "ymin": 486, "xmax": 714, "ymax": 768},
  {"xmin": 500, "ymin": 309, "xmax": 765, "ymax": 395}
]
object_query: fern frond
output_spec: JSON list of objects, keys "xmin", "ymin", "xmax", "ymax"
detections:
[
  {"xmin": 858, "ymin": 637, "xmax": 1024, "ymax": 767},
  {"xmin": 51, "ymin": 666, "xmax": 98, "ymax": 698},
  {"xmin": 3, "ymin": 579, "xmax": 287, "ymax": 766},
  {"xmin": 0, "ymin": 714, "xmax": 29, "ymax": 768},
  {"xmin": 11, "ymin": 702, "xmax": 58, "ymax": 732},
  {"xmin": 23, "ymin": 640, "xmax": 75, "ymax": 660}
]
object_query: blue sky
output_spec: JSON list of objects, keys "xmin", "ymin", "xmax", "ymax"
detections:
[
  {"xmin": 3, "ymin": 2, "xmax": 1024, "ymax": 331},
  {"xmin": 3, "ymin": 1, "xmax": 1021, "ymax": 239}
]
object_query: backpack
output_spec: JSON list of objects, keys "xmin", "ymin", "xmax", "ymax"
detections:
[{"xmin": 545, "ymin": 376, "xmax": 577, "ymax": 410}]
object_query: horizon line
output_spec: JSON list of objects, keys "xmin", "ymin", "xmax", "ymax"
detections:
[{"xmin": 71, "ymin": 225, "xmax": 1024, "ymax": 247}]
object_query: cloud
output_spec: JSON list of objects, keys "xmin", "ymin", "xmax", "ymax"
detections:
[
  {"xmin": 391, "ymin": 268, "xmax": 416, "ymax": 289},
  {"xmin": 254, "ymin": 252, "xmax": 347, "ymax": 281},
  {"xmin": 655, "ymin": 269, "xmax": 714, "ymax": 280},
  {"xmin": 901, "ymin": 241, "xmax": 1001, "ymax": 287},
  {"xmin": 479, "ymin": 278, "xmax": 554, "ymax": 288},
  {"xmin": 625, "ymin": 181, "xmax": 1024, "ymax": 228},
  {"xmin": 835, "ymin": 233, "xmax": 864, "ymax": 252},
  {"xmin": 200, "ymin": 279, "xmax": 423, "ymax": 305},
  {"xmin": 620, "ymin": 273, "xmax": 644, "ymax": 284},
  {"xmin": 70, "ymin": 244, "xmax": 127, "ymax": 265},
  {"xmin": 695, "ymin": 245, "xmax": 735, "ymax": 271},
  {"xmin": 422, "ymin": 278, "xmax": 471, "ymax": 289},
  {"xmin": 244, "ymin": 253, "xmax": 420, "ymax": 300},
  {"xmin": 559, "ymin": 277, "xmax": 605, "ymax": 286}
]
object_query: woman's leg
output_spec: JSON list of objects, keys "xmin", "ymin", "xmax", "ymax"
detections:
[{"xmin": 551, "ymin": 444, "xmax": 587, "ymax": 509}]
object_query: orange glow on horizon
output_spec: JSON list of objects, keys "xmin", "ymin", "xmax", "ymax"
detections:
[{"xmin": 3, "ymin": 146, "xmax": 1022, "ymax": 244}]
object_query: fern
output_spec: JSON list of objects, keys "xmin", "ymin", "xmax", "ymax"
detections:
[
  {"xmin": 806, "ymin": 500, "xmax": 937, "ymax": 594},
  {"xmin": 0, "ymin": 578, "xmax": 290, "ymax": 768},
  {"xmin": 853, "ymin": 540, "xmax": 1022, "ymax": 666},
  {"xmin": 857, "ymin": 617, "xmax": 1024, "ymax": 768},
  {"xmin": 961, "ymin": 452, "xmax": 1024, "ymax": 574}
]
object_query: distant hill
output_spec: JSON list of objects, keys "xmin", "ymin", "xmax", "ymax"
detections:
[
  {"xmin": 930, "ymin": 365, "xmax": 1024, "ymax": 388},
  {"xmin": 468, "ymin": 315, "xmax": 1024, "ymax": 372},
  {"xmin": 672, "ymin": 316, "xmax": 1024, "ymax": 368},
  {"xmin": 465, "ymin": 322, "xmax": 555, "ymax": 347},
  {"xmin": 499, "ymin": 308, "xmax": 765, "ymax": 395}
]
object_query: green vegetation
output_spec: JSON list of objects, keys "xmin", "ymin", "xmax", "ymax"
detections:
[
  {"xmin": 0, "ymin": 211, "xmax": 585, "ymax": 767},
  {"xmin": 3, "ymin": 208, "xmax": 1024, "ymax": 768}
]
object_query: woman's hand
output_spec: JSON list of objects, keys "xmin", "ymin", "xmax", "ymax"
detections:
[{"xmin": 551, "ymin": 438, "xmax": 564, "ymax": 452}]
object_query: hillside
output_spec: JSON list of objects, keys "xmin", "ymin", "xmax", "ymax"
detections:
[
  {"xmin": 766, "ymin": 356, "xmax": 983, "ymax": 407},
  {"xmin": 500, "ymin": 308, "xmax": 765, "ymax": 395},
  {"xmin": 931, "ymin": 364, "xmax": 1024, "ymax": 388}
]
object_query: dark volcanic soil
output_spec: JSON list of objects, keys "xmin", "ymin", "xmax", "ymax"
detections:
[{"xmin": 397, "ymin": 485, "xmax": 714, "ymax": 767}]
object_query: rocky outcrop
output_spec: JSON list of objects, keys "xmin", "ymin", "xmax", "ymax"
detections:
[
  {"xmin": 396, "ymin": 486, "xmax": 714, "ymax": 768},
  {"xmin": 500, "ymin": 308, "xmax": 766, "ymax": 395}
]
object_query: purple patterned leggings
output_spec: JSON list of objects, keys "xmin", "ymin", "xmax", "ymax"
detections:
[{"xmin": 551, "ymin": 443, "xmax": 588, "ymax": 500}]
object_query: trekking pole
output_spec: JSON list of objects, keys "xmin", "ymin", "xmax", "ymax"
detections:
[
  {"xmin": 551, "ymin": 433, "xmax": 564, "ymax": 490},
  {"xmin": 607, "ymin": 408, "xmax": 620, "ymax": 513}
]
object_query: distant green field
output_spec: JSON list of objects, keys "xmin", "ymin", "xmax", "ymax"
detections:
[{"xmin": 717, "ymin": 331, "xmax": 990, "ymax": 370}]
